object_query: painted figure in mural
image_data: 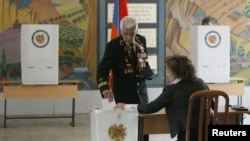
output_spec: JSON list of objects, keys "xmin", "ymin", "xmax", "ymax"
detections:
[
  {"xmin": 201, "ymin": 16, "xmax": 212, "ymax": 25},
  {"xmin": 97, "ymin": 16, "xmax": 154, "ymax": 140},
  {"xmin": 114, "ymin": 54, "xmax": 208, "ymax": 141}
]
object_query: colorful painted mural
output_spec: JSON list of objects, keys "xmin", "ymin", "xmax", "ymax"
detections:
[
  {"xmin": 2, "ymin": 0, "xmax": 250, "ymax": 88},
  {"xmin": 0, "ymin": 0, "xmax": 97, "ymax": 90},
  {"xmin": 166, "ymin": 0, "xmax": 250, "ymax": 85}
]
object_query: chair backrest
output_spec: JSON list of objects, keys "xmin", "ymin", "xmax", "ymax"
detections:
[{"xmin": 185, "ymin": 90, "xmax": 229, "ymax": 141}]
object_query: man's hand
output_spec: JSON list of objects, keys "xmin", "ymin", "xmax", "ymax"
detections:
[
  {"xmin": 102, "ymin": 89, "xmax": 114, "ymax": 102},
  {"xmin": 114, "ymin": 103, "xmax": 126, "ymax": 109}
]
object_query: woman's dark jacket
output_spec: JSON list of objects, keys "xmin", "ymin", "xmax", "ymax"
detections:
[{"xmin": 137, "ymin": 78, "xmax": 208, "ymax": 138}]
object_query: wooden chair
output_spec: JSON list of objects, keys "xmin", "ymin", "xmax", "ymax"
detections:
[{"xmin": 185, "ymin": 90, "xmax": 229, "ymax": 141}]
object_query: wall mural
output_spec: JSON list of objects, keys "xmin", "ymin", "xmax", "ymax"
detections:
[
  {"xmin": 0, "ymin": 0, "xmax": 97, "ymax": 90},
  {"xmin": 166, "ymin": 0, "xmax": 250, "ymax": 85},
  {"xmin": 2, "ymin": 0, "xmax": 250, "ymax": 88}
]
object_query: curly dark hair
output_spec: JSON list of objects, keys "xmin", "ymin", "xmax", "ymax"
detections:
[
  {"xmin": 202, "ymin": 16, "xmax": 211, "ymax": 25},
  {"xmin": 165, "ymin": 54, "xmax": 196, "ymax": 81}
]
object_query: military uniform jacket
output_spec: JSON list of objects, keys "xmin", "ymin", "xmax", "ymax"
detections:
[{"xmin": 97, "ymin": 34, "xmax": 149, "ymax": 104}]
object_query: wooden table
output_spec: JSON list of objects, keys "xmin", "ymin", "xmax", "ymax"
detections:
[
  {"xmin": 218, "ymin": 107, "xmax": 250, "ymax": 125},
  {"xmin": 138, "ymin": 107, "xmax": 250, "ymax": 141},
  {"xmin": 207, "ymin": 77, "xmax": 245, "ymax": 104},
  {"xmin": 138, "ymin": 108, "xmax": 170, "ymax": 141},
  {"xmin": 207, "ymin": 77, "xmax": 246, "ymax": 124},
  {"xmin": 1, "ymin": 80, "xmax": 80, "ymax": 128}
]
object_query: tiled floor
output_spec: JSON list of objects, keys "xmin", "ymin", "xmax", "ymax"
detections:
[{"xmin": 0, "ymin": 114, "xmax": 174, "ymax": 141}]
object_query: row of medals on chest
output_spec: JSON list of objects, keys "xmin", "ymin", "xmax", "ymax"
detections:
[{"xmin": 124, "ymin": 43, "xmax": 146, "ymax": 75}]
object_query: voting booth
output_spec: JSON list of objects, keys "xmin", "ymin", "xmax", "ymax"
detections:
[
  {"xmin": 189, "ymin": 25, "xmax": 230, "ymax": 83},
  {"xmin": 21, "ymin": 24, "xmax": 59, "ymax": 85},
  {"xmin": 90, "ymin": 109, "xmax": 138, "ymax": 141}
]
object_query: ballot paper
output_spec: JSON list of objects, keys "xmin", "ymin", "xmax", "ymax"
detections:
[{"xmin": 101, "ymin": 98, "xmax": 116, "ymax": 110}]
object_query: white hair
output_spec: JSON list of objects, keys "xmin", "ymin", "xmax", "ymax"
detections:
[{"xmin": 120, "ymin": 16, "xmax": 138, "ymax": 31}]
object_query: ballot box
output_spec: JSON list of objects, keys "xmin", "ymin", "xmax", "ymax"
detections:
[
  {"xmin": 21, "ymin": 24, "xmax": 59, "ymax": 85},
  {"xmin": 189, "ymin": 25, "xmax": 230, "ymax": 83},
  {"xmin": 90, "ymin": 109, "xmax": 138, "ymax": 141}
]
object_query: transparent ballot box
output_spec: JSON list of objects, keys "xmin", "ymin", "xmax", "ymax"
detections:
[{"xmin": 90, "ymin": 109, "xmax": 138, "ymax": 141}]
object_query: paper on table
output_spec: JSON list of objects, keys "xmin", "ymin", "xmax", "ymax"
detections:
[{"xmin": 101, "ymin": 98, "xmax": 116, "ymax": 110}]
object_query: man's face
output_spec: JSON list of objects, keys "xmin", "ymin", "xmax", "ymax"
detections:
[{"xmin": 121, "ymin": 26, "xmax": 137, "ymax": 44}]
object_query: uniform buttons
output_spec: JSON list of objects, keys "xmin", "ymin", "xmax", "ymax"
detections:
[{"xmin": 137, "ymin": 82, "xmax": 139, "ymax": 86}]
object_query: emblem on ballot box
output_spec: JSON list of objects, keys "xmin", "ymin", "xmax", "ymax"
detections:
[
  {"xmin": 32, "ymin": 30, "xmax": 50, "ymax": 48},
  {"xmin": 205, "ymin": 30, "xmax": 221, "ymax": 48},
  {"xmin": 108, "ymin": 124, "xmax": 127, "ymax": 141}
]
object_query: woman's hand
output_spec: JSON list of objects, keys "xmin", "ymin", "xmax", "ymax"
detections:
[{"xmin": 114, "ymin": 103, "xmax": 126, "ymax": 109}]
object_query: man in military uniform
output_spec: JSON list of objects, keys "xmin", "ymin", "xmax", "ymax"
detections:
[
  {"xmin": 97, "ymin": 16, "xmax": 153, "ymax": 105},
  {"xmin": 97, "ymin": 16, "xmax": 154, "ymax": 141}
]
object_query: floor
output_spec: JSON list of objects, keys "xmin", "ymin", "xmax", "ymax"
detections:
[{"xmin": 0, "ymin": 114, "xmax": 175, "ymax": 141}]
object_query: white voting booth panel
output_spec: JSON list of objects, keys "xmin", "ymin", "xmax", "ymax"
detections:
[
  {"xmin": 21, "ymin": 24, "xmax": 59, "ymax": 85},
  {"xmin": 189, "ymin": 25, "xmax": 230, "ymax": 83},
  {"xmin": 90, "ymin": 109, "xmax": 138, "ymax": 141}
]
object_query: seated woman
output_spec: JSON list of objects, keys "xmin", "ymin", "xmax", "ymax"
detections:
[{"xmin": 114, "ymin": 54, "xmax": 208, "ymax": 141}]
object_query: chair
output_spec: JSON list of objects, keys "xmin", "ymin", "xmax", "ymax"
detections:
[{"xmin": 185, "ymin": 90, "xmax": 229, "ymax": 141}]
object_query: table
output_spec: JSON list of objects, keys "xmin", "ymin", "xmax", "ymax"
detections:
[
  {"xmin": 1, "ymin": 80, "xmax": 80, "ymax": 128},
  {"xmin": 207, "ymin": 77, "xmax": 245, "ymax": 105},
  {"xmin": 137, "ymin": 107, "xmax": 250, "ymax": 141},
  {"xmin": 138, "ymin": 108, "xmax": 169, "ymax": 141},
  {"xmin": 218, "ymin": 107, "xmax": 250, "ymax": 125},
  {"xmin": 207, "ymin": 77, "xmax": 245, "ymax": 124}
]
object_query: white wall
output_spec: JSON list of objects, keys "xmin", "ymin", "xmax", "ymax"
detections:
[{"xmin": 0, "ymin": 87, "xmax": 249, "ymax": 123}]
